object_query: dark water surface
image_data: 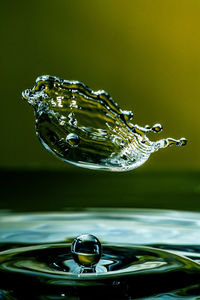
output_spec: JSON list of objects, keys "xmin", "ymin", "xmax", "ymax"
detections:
[
  {"xmin": 0, "ymin": 170, "xmax": 199, "ymax": 211},
  {"xmin": 0, "ymin": 170, "xmax": 200, "ymax": 299}
]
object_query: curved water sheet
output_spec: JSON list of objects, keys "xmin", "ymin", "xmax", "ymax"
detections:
[
  {"xmin": 1, "ymin": 209, "xmax": 200, "ymax": 298},
  {"xmin": 22, "ymin": 75, "xmax": 187, "ymax": 171}
]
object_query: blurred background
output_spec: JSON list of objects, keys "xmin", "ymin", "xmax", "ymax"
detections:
[{"xmin": 0, "ymin": 0, "xmax": 199, "ymax": 211}]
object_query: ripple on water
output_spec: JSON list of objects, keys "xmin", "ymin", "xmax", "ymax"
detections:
[{"xmin": 1, "ymin": 209, "xmax": 200, "ymax": 299}]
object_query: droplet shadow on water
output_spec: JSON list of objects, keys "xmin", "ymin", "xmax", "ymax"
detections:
[{"xmin": 1, "ymin": 209, "xmax": 200, "ymax": 299}]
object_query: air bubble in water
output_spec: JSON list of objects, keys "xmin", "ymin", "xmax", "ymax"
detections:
[{"xmin": 22, "ymin": 75, "xmax": 187, "ymax": 171}]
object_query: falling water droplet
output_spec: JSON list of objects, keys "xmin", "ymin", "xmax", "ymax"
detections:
[
  {"xmin": 22, "ymin": 75, "xmax": 187, "ymax": 171},
  {"xmin": 71, "ymin": 234, "xmax": 102, "ymax": 273}
]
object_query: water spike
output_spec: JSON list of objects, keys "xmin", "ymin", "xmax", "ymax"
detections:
[
  {"xmin": 22, "ymin": 75, "xmax": 187, "ymax": 171},
  {"xmin": 152, "ymin": 137, "xmax": 188, "ymax": 152},
  {"xmin": 71, "ymin": 234, "xmax": 102, "ymax": 273}
]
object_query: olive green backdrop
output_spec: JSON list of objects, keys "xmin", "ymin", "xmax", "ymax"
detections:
[{"xmin": 1, "ymin": 0, "xmax": 199, "ymax": 170}]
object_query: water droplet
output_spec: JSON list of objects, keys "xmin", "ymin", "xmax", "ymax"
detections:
[
  {"xmin": 71, "ymin": 234, "xmax": 102, "ymax": 272},
  {"xmin": 180, "ymin": 137, "xmax": 187, "ymax": 146},
  {"xmin": 22, "ymin": 75, "xmax": 187, "ymax": 171},
  {"xmin": 152, "ymin": 123, "xmax": 163, "ymax": 133},
  {"xmin": 66, "ymin": 133, "xmax": 80, "ymax": 148}
]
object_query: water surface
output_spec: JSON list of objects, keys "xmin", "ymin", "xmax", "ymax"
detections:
[{"xmin": 1, "ymin": 209, "xmax": 200, "ymax": 299}]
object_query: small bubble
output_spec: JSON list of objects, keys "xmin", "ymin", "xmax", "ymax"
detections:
[{"xmin": 66, "ymin": 133, "xmax": 80, "ymax": 147}]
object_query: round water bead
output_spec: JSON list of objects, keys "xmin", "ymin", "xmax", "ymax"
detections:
[
  {"xmin": 66, "ymin": 133, "xmax": 80, "ymax": 147},
  {"xmin": 71, "ymin": 234, "xmax": 102, "ymax": 270}
]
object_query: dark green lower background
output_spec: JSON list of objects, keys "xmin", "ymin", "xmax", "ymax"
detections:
[{"xmin": 1, "ymin": 170, "xmax": 199, "ymax": 212}]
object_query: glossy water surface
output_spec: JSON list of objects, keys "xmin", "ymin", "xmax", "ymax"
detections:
[{"xmin": 1, "ymin": 209, "xmax": 200, "ymax": 299}]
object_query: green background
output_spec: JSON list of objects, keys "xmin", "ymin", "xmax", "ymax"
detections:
[
  {"xmin": 0, "ymin": 1, "xmax": 200, "ymax": 212},
  {"xmin": 1, "ymin": 0, "xmax": 199, "ymax": 171}
]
